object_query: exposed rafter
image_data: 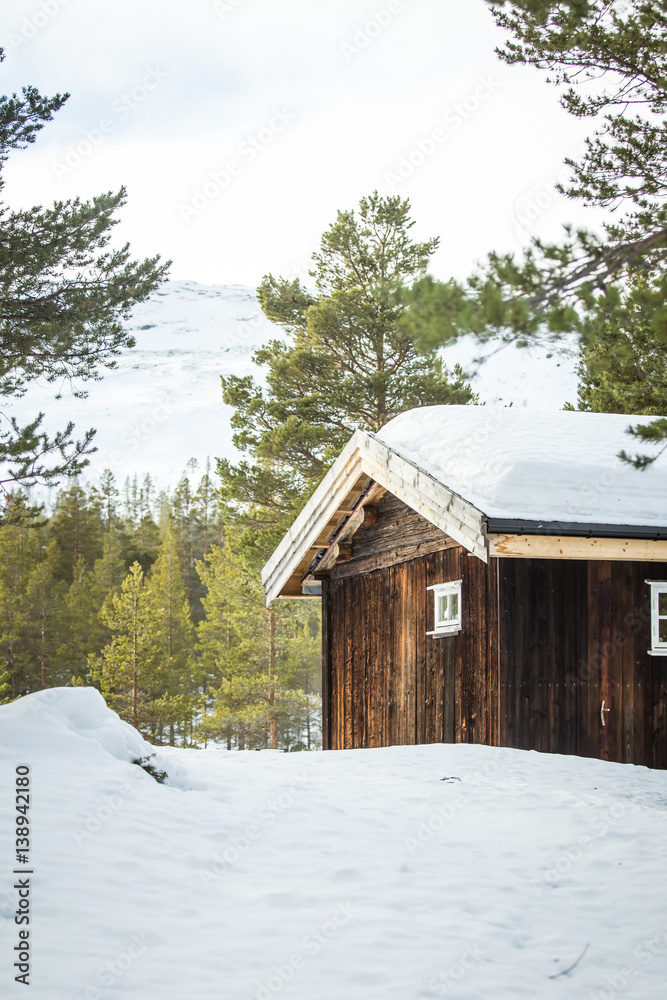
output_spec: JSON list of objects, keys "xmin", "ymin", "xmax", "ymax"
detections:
[{"xmin": 261, "ymin": 431, "xmax": 488, "ymax": 605}]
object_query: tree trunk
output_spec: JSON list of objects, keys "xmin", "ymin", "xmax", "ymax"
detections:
[{"xmin": 40, "ymin": 608, "xmax": 47, "ymax": 688}]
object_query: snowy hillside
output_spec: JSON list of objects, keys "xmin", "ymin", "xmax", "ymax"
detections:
[
  {"xmin": 6, "ymin": 280, "xmax": 579, "ymax": 492},
  {"xmin": 1, "ymin": 688, "xmax": 666, "ymax": 999}
]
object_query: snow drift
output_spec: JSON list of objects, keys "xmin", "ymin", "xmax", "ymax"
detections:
[{"xmin": 1, "ymin": 688, "xmax": 666, "ymax": 999}]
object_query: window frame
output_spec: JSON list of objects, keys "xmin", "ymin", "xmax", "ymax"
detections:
[
  {"xmin": 426, "ymin": 580, "xmax": 462, "ymax": 637},
  {"xmin": 646, "ymin": 580, "xmax": 667, "ymax": 656}
]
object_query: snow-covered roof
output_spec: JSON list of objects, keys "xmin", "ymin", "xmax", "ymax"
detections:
[
  {"xmin": 263, "ymin": 406, "xmax": 667, "ymax": 603},
  {"xmin": 376, "ymin": 405, "xmax": 667, "ymax": 530}
]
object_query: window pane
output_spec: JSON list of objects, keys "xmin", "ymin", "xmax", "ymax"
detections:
[
  {"xmin": 660, "ymin": 618, "xmax": 667, "ymax": 643},
  {"xmin": 437, "ymin": 595, "xmax": 447, "ymax": 623},
  {"xmin": 659, "ymin": 592, "xmax": 667, "ymax": 616},
  {"xmin": 450, "ymin": 593, "xmax": 459, "ymax": 621}
]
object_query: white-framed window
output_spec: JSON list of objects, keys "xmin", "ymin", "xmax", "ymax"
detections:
[
  {"xmin": 426, "ymin": 580, "xmax": 462, "ymax": 637},
  {"xmin": 646, "ymin": 581, "xmax": 667, "ymax": 656}
]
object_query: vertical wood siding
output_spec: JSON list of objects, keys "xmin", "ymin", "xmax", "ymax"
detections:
[
  {"xmin": 324, "ymin": 545, "xmax": 498, "ymax": 750},
  {"xmin": 498, "ymin": 558, "xmax": 667, "ymax": 769},
  {"xmin": 320, "ymin": 492, "xmax": 667, "ymax": 767}
]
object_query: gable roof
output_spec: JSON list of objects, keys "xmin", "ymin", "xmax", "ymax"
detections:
[{"xmin": 262, "ymin": 406, "xmax": 667, "ymax": 604}]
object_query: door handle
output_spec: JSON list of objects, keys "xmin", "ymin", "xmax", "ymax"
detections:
[{"xmin": 601, "ymin": 700, "xmax": 611, "ymax": 727}]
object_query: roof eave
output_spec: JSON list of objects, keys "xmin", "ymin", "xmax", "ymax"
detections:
[{"xmin": 486, "ymin": 518, "xmax": 667, "ymax": 541}]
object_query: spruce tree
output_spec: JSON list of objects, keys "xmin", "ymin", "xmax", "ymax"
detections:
[
  {"xmin": 148, "ymin": 521, "xmax": 198, "ymax": 745},
  {"xmin": 91, "ymin": 562, "xmax": 165, "ymax": 733},
  {"xmin": 0, "ymin": 50, "xmax": 168, "ymax": 502},
  {"xmin": 48, "ymin": 483, "xmax": 104, "ymax": 583},
  {"xmin": 218, "ymin": 192, "xmax": 477, "ymax": 544},
  {"xmin": 23, "ymin": 548, "xmax": 66, "ymax": 688},
  {"xmin": 90, "ymin": 469, "xmax": 121, "ymax": 532},
  {"xmin": 0, "ymin": 663, "xmax": 12, "ymax": 704}
]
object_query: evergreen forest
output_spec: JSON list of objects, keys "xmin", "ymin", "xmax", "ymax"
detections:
[{"xmin": 0, "ymin": 467, "xmax": 322, "ymax": 751}]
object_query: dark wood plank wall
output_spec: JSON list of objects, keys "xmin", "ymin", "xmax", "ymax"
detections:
[
  {"xmin": 321, "ymin": 492, "xmax": 667, "ymax": 767},
  {"xmin": 323, "ymin": 542, "xmax": 499, "ymax": 751},
  {"xmin": 498, "ymin": 558, "xmax": 667, "ymax": 769}
]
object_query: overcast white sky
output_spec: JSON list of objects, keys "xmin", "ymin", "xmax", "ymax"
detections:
[{"xmin": 1, "ymin": 0, "xmax": 603, "ymax": 288}]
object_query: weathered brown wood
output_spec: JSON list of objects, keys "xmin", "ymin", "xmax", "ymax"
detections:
[
  {"xmin": 587, "ymin": 562, "xmax": 610, "ymax": 761},
  {"xmin": 363, "ymin": 506, "xmax": 379, "ymax": 526},
  {"xmin": 382, "ymin": 566, "xmax": 394, "ymax": 746},
  {"xmin": 487, "ymin": 557, "xmax": 500, "ymax": 748},
  {"xmin": 324, "ymin": 506, "xmax": 667, "ymax": 767},
  {"xmin": 413, "ymin": 557, "xmax": 428, "ymax": 745},
  {"xmin": 498, "ymin": 559, "xmax": 515, "ymax": 749},
  {"xmin": 329, "ymin": 536, "xmax": 460, "ymax": 579},
  {"xmin": 392, "ymin": 563, "xmax": 405, "ymax": 747},
  {"xmin": 310, "ymin": 485, "xmax": 388, "ymax": 576},
  {"xmin": 635, "ymin": 570, "xmax": 654, "ymax": 767},
  {"xmin": 329, "ymin": 579, "xmax": 341, "ymax": 750},
  {"xmin": 353, "ymin": 492, "xmax": 457, "ymax": 559},
  {"xmin": 321, "ymin": 577, "xmax": 332, "ymax": 750}
]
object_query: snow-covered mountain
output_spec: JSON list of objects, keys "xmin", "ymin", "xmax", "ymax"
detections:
[{"xmin": 6, "ymin": 280, "xmax": 580, "ymax": 492}]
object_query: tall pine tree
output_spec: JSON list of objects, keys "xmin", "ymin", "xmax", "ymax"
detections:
[
  {"xmin": 0, "ymin": 49, "xmax": 168, "ymax": 504},
  {"xmin": 91, "ymin": 562, "xmax": 165, "ymax": 733},
  {"xmin": 218, "ymin": 192, "xmax": 476, "ymax": 546},
  {"xmin": 148, "ymin": 521, "xmax": 198, "ymax": 745}
]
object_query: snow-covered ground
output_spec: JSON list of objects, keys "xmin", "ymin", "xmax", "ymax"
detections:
[
  {"xmin": 4, "ymin": 280, "xmax": 579, "ymax": 492},
  {"xmin": 1, "ymin": 688, "xmax": 666, "ymax": 999}
]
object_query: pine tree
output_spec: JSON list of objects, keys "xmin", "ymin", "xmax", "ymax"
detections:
[
  {"xmin": 0, "ymin": 505, "xmax": 44, "ymax": 693},
  {"xmin": 90, "ymin": 469, "xmax": 121, "ymax": 532},
  {"xmin": 48, "ymin": 482, "xmax": 104, "ymax": 583},
  {"xmin": 197, "ymin": 539, "xmax": 317, "ymax": 750},
  {"xmin": 0, "ymin": 49, "xmax": 168, "ymax": 503},
  {"xmin": 0, "ymin": 663, "xmax": 12, "ymax": 704},
  {"xmin": 23, "ymin": 545, "xmax": 66, "ymax": 688},
  {"xmin": 148, "ymin": 521, "xmax": 198, "ymax": 745},
  {"xmin": 405, "ymin": 1, "xmax": 667, "ymax": 464},
  {"xmin": 91, "ymin": 562, "xmax": 165, "ymax": 733},
  {"xmin": 569, "ymin": 273, "xmax": 667, "ymax": 417},
  {"xmin": 218, "ymin": 192, "xmax": 477, "ymax": 545}
]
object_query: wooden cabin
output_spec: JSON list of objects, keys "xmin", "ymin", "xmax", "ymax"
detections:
[{"xmin": 262, "ymin": 406, "xmax": 667, "ymax": 768}]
